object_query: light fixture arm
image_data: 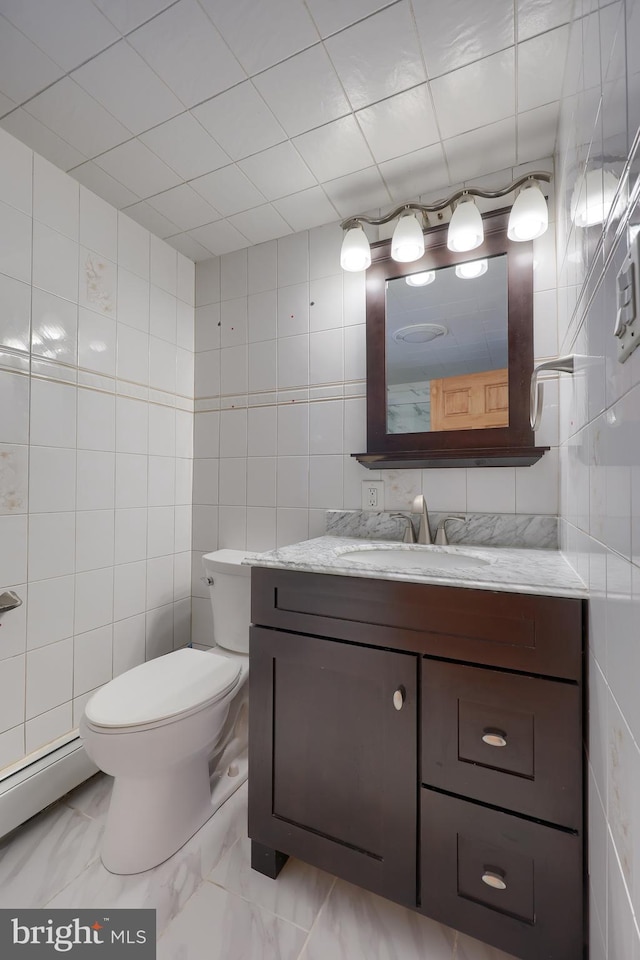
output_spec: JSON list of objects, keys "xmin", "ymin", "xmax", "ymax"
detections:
[{"xmin": 340, "ymin": 171, "xmax": 552, "ymax": 230}]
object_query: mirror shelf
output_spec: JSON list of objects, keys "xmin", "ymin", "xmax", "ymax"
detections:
[{"xmin": 353, "ymin": 209, "xmax": 549, "ymax": 470}]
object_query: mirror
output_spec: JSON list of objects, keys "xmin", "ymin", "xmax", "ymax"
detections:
[
  {"xmin": 386, "ymin": 255, "xmax": 508, "ymax": 435},
  {"xmin": 354, "ymin": 209, "xmax": 548, "ymax": 468}
]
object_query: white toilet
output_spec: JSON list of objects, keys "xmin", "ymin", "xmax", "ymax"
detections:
[{"xmin": 80, "ymin": 549, "xmax": 252, "ymax": 875}]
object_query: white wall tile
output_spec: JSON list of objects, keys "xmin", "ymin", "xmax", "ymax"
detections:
[
  {"xmin": 146, "ymin": 602, "xmax": 174, "ymax": 659},
  {"xmin": 191, "ymin": 504, "xmax": 218, "ymax": 552},
  {"xmin": 277, "ymin": 334, "xmax": 308, "ymax": 388},
  {"xmin": 77, "ymin": 388, "xmax": 115, "ymax": 452},
  {"xmin": 26, "ymin": 637, "xmax": 73, "ymax": 720},
  {"xmin": 118, "ymin": 213, "xmax": 150, "ymax": 280},
  {"xmin": 29, "ymin": 446, "xmax": 76, "ymax": 513},
  {"xmin": 148, "ymin": 456, "xmax": 176, "ymax": 506},
  {"xmin": 0, "ymin": 442, "xmax": 28, "ymax": 515},
  {"xmin": 26, "ymin": 575, "xmax": 75, "ymax": 650},
  {"xmin": 28, "ymin": 512, "xmax": 75, "ymax": 581},
  {"xmin": 30, "ymin": 379, "xmax": 76, "ymax": 448},
  {"xmin": 194, "ymin": 411, "xmax": 219, "ymax": 458},
  {"xmin": 75, "ymin": 567, "xmax": 114, "ymax": 634},
  {"xmin": 175, "ymin": 457, "xmax": 193, "ymax": 506},
  {"xmin": 149, "ymin": 336, "xmax": 177, "ymax": 393},
  {"xmin": 0, "ymin": 200, "xmax": 32, "ymax": 284},
  {"xmin": 0, "ymin": 127, "xmax": 33, "ymax": 216},
  {"xmin": 75, "ymin": 509, "xmax": 115, "ymax": 571},
  {"xmin": 309, "ymin": 329, "xmax": 344, "ymax": 385},
  {"xmin": 248, "ymin": 340, "xmax": 277, "ymax": 393},
  {"xmin": 248, "ymin": 290, "xmax": 277, "ymax": 342},
  {"xmin": 147, "ymin": 505, "xmax": 175, "ymax": 557},
  {"xmin": 195, "ymin": 348, "xmax": 220, "ymax": 398},
  {"xmin": 32, "ymin": 221, "xmax": 78, "ymax": 302},
  {"xmin": 248, "ymin": 406, "xmax": 277, "ymax": 457},
  {"xmin": 174, "ymin": 504, "xmax": 192, "ymax": 554},
  {"xmin": 115, "ymin": 396, "xmax": 148, "ymax": 454},
  {"xmin": 277, "ymin": 456, "xmax": 309, "ymax": 508},
  {"xmin": 117, "ymin": 268, "xmax": 150, "ymax": 332},
  {"xmin": 310, "ymin": 400, "xmax": 344, "ymax": 454},
  {"xmin": 247, "ymin": 458, "xmax": 276, "ymax": 507},
  {"xmin": 219, "ymin": 408, "xmax": 247, "ymax": 458},
  {"xmin": 195, "ymin": 257, "xmax": 220, "ymax": 307},
  {"xmin": 220, "ymin": 344, "xmax": 248, "ymax": 395},
  {"xmin": 26, "ymin": 702, "xmax": 72, "ymax": 754},
  {"xmin": 116, "ymin": 323, "xmax": 149, "ymax": 385},
  {"xmin": 0, "ymin": 579, "xmax": 26, "ymax": 660},
  {"xmin": 246, "ymin": 506, "xmax": 276, "ymax": 551},
  {"xmin": 277, "ymin": 283, "xmax": 309, "ymax": 337},
  {"xmin": 0, "ymin": 654, "xmax": 25, "ymax": 732},
  {"xmin": 80, "ymin": 187, "xmax": 117, "ymax": 260},
  {"xmin": 219, "ymin": 458, "xmax": 247, "ymax": 506},
  {"xmin": 115, "ymin": 453, "xmax": 147, "ymax": 509},
  {"xmin": 31, "ymin": 289, "xmax": 77, "ymax": 365},
  {"xmin": 34, "ymin": 155, "xmax": 79, "ymax": 240},
  {"xmin": 0, "ymin": 273, "xmax": 31, "ymax": 356},
  {"xmin": 74, "ymin": 624, "xmax": 112, "ymax": 697},
  {"xmin": 276, "ymin": 506, "xmax": 308, "ymax": 547},
  {"xmin": 467, "ymin": 467, "xmax": 516, "ymax": 513},
  {"xmin": 78, "ymin": 308, "xmax": 116, "ymax": 376},
  {"xmin": 277, "ymin": 403, "xmax": 309, "ymax": 456},
  {"xmin": 0, "ymin": 725, "xmax": 24, "ymax": 769},
  {"xmin": 0, "ymin": 371, "xmax": 29, "ymax": 444},
  {"xmin": 113, "ymin": 614, "xmax": 146, "ymax": 677},
  {"xmin": 0, "ymin": 515, "xmax": 27, "ymax": 585},
  {"xmin": 148, "ymin": 404, "xmax": 175, "ymax": 457},
  {"xmin": 114, "ymin": 561, "xmax": 147, "ymax": 622},
  {"xmin": 309, "ymin": 455, "xmax": 343, "ymax": 508},
  {"xmin": 146, "ymin": 555, "xmax": 174, "ymax": 610},
  {"xmin": 150, "ymin": 286, "xmax": 177, "ymax": 343},
  {"xmin": 114, "ymin": 507, "xmax": 147, "ymax": 563}
]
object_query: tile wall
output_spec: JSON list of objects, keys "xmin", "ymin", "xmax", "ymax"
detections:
[
  {"xmin": 0, "ymin": 127, "xmax": 195, "ymax": 774},
  {"xmin": 191, "ymin": 159, "xmax": 561, "ymax": 643},
  {"xmin": 555, "ymin": 1, "xmax": 640, "ymax": 957}
]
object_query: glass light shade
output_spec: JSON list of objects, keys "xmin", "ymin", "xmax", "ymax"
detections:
[
  {"xmin": 455, "ymin": 258, "xmax": 488, "ymax": 280},
  {"xmin": 447, "ymin": 196, "xmax": 484, "ymax": 252},
  {"xmin": 406, "ymin": 271, "xmax": 435, "ymax": 286},
  {"xmin": 340, "ymin": 226, "xmax": 371, "ymax": 271},
  {"xmin": 391, "ymin": 213, "xmax": 425, "ymax": 262},
  {"xmin": 507, "ymin": 182, "xmax": 548, "ymax": 240},
  {"xmin": 571, "ymin": 169, "xmax": 619, "ymax": 228}
]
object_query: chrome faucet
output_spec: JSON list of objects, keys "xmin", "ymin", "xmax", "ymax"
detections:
[
  {"xmin": 391, "ymin": 513, "xmax": 417, "ymax": 543},
  {"xmin": 434, "ymin": 516, "xmax": 465, "ymax": 545},
  {"xmin": 411, "ymin": 494, "xmax": 432, "ymax": 544}
]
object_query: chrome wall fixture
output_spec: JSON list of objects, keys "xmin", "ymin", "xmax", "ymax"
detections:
[
  {"xmin": 340, "ymin": 172, "xmax": 552, "ymax": 272},
  {"xmin": 530, "ymin": 355, "xmax": 576, "ymax": 430}
]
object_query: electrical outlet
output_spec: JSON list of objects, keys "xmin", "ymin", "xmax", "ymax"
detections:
[{"xmin": 362, "ymin": 480, "xmax": 384, "ymax": 511}]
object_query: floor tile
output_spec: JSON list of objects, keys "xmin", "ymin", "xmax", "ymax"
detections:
[
  {"xmin": 208, "ymin": 835, "xmax": 335, "ymax": 931},
  {"xmin": 61, "ymin": 771, "xmax": 113, "ymax": 821},
  {"xmin": 300, "ymin": 878, "xmax": 456, "ymax": 960},
  {"xmin": 46, "ymin": 782, "xmax": 249, "ymax": 935},
  {"xmin": 157, "ymin": 881, "xmax": 307, "ymax": 960},
  {"xmin": 0, "ymin": 802, "xmax": 102, "ymax": 908}
]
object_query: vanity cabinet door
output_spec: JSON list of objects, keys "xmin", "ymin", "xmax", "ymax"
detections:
[{"xmin": 249, "ymin": 626, "xmax": 418, "ymax": 907}]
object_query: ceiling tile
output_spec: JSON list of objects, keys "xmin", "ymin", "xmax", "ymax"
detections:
[
  {"xmin": 128, "ymin": 0, "xmax": 245, "ymax": 108},
  {"xmin": 200, "ymin": 0, "xmax": 319, "ymax": 74},
  {"xmin": 253, "ymin": 45, "xmax": 350, "ymax": 137},
  {"xmin": 228, "ymin": 205, "xmax": 293, "ymax": 244},
  {"xmin": 443, "ymin": 117, "xmax": 516, "ymax": 182},
  {"xmin": 93, "ymin": 0, "xmax": 176, "ymax": 34},
  {"xmin": 378, "ymin": 144, "xmax": 449, "ymax": 203},
  {"xmin": 1, "ymin": 0, "xmax": 119, "ymax": 72},
  {"xmin": 190, "ymin": 165, "xmax": 266, "ymax": 216},
  {"xmin": 0, "ymin": 91, "xmax": 16, "ymax": 118},
  {"xmin": 123, "ymin": 200, "xmax": 179, "ymax": 238},
  {"xmin": 139, "ymin": 113, "xmax": 230, "ymax": 180},
  {"xmin": 325, "ymin": 2, "xmax": 425, "ymax": 110},
  {"xmin": 189, "ymin": 220, "xmax": 250, "ymax": 256},
  {"xmin": 517, "ymin": 102, "xmax": 559, "ymax": 164},
  {"xmin": 430, "ymin": 48, "xmax": 515, "ymax": 140},
  {"xmin": 146, "ymin": 184, "xmax": 220, "ymax": 231},
  {"xmin": 72, "ymin": 40, "xmax": 183, "ymax": 134},
  {"xmin": 356, "ymin": 84, "xmax": 439, "ymax": 163},
  {"xmin": 293, "ymin": 115, "xmax": 374, "ymax": 182},
  {"xmin": 164, "ymin": 232, "xmax": 213, "ymax": 261},
  {"xmin": 70, "ymin": 160, "xmax": 140, "ymax": 208},
  {"xmin": 95, "ymin": 139, "xmax": 181, "ymax": 197},
  {"xmin": 412, "ymin": 0, "xmax": 514, "ymax": 78},
  {"xmin": 322, "ymin": 166, "xmax": 392, "ymax": 218},
  {"xmin": 516, "ymin": 0, "xmax": 574, "ymax": 41},
  {"xmin": 0, "ymin": 15, "xmax": 63, "ymax": 103},
  {"xmin": 239, "ymin": 142, "xmax": 316, "ymax": 200},
  {"xmin": 0, "ymin": 109, "xmax": 87, "ymax": 171},
  {"xmin": 273, "ymin": 186, "xmax": 338, "ymax": 231},
  {"xmin": 24, "ymin": 78, "xmax": 132, "ymax": 157},
  {"xmin": 304, "ymin": 0, "xmax": 391, "ymax": 37},
  {"xmin": 518, "ymin": 26, "xmax": 570, "ymax": 113},
  {"xmin": 191, "ymin": 82, "xmax": 286, "ymax": 160}
]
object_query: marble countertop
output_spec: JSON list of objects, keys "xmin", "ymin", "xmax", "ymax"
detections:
[{"xmin": 247, "ymin": 536, "xmax": 587, "ymax": 598}]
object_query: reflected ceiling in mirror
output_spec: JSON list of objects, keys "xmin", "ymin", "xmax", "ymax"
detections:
[{"xmin": 386, "ymin": 256, "xmax": 509, "ymax": 434}]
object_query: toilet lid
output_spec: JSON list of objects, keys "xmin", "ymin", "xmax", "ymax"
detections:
[{"xmin": 84, "ymin": 649, "xmax": 241, "ymax": 729}]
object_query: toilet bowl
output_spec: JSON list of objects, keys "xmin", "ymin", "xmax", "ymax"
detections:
[{"xmin": 80, "ymin": 549, "xmax": 253, "ymax": 875}]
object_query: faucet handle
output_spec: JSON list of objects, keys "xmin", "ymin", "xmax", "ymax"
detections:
[
  {"xmin": 434, "ymin": 516, "xmax": 465, "ymax": 546},
  {"xmin": 390, "ymin": 513, "xmax": 417, "ymax": 544}
]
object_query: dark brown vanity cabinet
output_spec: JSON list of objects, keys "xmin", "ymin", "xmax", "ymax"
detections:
[{"xmin": 248, "ymin": 568, "xmax": 586, "ymax": 960}]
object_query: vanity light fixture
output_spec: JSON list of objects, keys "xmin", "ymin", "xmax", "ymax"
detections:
[
  {"xmin": 455, "ymin": 259, "xmax": 488, "ymax": 280},
  {"xmin": 405, "ymin": 271, "xmax": 436, "ymax": 286},
  {"xmin": 339, "ymin": 171, "xmax": 552, "ymax": 271}
]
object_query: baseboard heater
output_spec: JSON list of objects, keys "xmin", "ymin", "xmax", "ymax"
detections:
[{"xmin": 0, "ymin": 733, "xmax": 98, "ymax": 840}]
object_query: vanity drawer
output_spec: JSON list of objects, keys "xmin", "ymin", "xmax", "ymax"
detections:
[
  {"xmin": 251, "ymin": 568, "xmax": 584, "ymax": 680},
  {"xmin": 421, "ymin": 659, "xmax": 582, "ymax": 829},
  {"xmin": 420, "ymin": 789, "xmax": 583, "ymax": 960}
]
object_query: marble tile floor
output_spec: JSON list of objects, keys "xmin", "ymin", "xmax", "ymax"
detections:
[{"xmin": 0, "ymin": 773, "xmax": 518, "ymax": 960}]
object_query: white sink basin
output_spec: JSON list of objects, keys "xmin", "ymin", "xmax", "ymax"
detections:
[{"xmin": 338, "ymin": 546, "xmax": 490, "ymax": 572}]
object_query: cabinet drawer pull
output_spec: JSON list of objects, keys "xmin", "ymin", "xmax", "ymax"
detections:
[
  {"xmin": 481, "ymin": 868, "xmax": 507, "ymax": 890},
  {"xmin": 393, "ymin": 687, "xmax": 405, "ymax": 710},
  {"xmin": 482, "ymin": 728, "xmax": 507, "ymax": 748}
]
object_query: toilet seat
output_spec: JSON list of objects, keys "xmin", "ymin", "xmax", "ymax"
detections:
[{"xmin": 85, "ymin": 649, "xmax": 241, "ymax": 730}]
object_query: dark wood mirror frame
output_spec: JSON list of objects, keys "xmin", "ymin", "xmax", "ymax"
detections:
[{"xmin": 353, "ymin": 208, "xmax": 549, "ymax": 469}]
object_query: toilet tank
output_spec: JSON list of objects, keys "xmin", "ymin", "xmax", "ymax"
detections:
[{"xmin": 202, "ymin": 550, "xmax": 254, "ymax": 654}]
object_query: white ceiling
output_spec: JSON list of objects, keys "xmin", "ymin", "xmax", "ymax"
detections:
[{"xmin": 0, "ymin": 0, "xmax": 571, "ymax": 260}]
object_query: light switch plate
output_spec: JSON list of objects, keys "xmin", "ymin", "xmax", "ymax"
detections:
[{"xmin": 615, "ymin": 230, "xmax": 640, "ymax": 363}]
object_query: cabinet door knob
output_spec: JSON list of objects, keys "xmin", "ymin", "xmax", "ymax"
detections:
[
  {"xmin": 393, "ymin": 687, "xmax": 405, "ymax": 710},
  {"xmin": 482, "ymin": 727, "xmax": 507, "ymax": 748},
  {"xmin": 481, "ymin": 869, "xmax": 507, "ymax": 890}
]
